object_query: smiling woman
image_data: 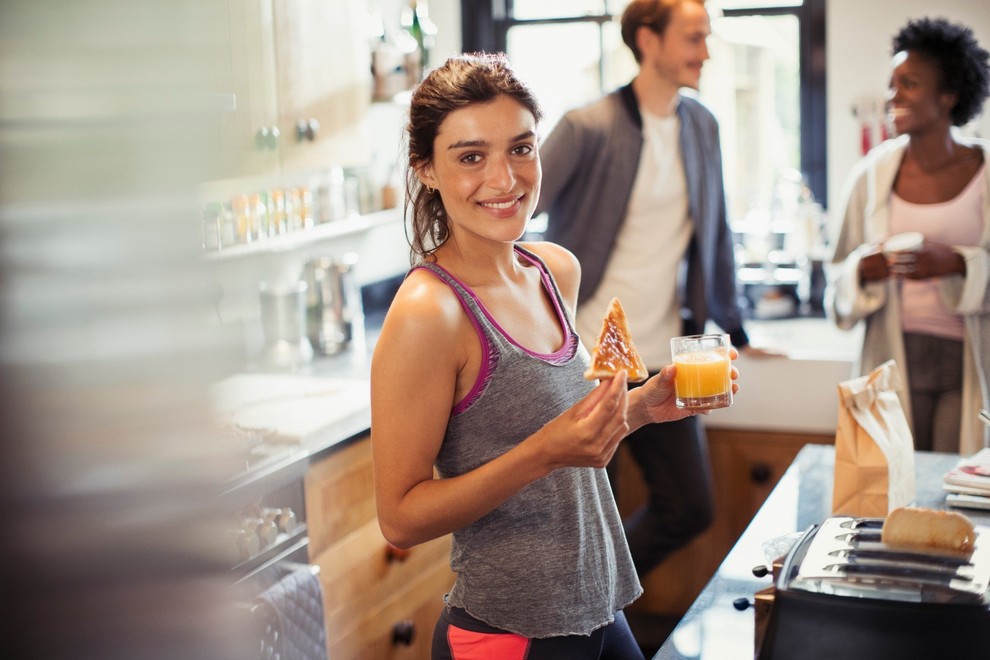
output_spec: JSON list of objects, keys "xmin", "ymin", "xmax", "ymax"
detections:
[
  {"xmin": 826, "ymin": 16, "xmax": 990, "ymax": 456},
  {"xmin": 369, "ymin": 53, "xmax": 722, "ymax": 659}
]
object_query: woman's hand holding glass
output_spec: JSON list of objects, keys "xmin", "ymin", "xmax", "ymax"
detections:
[{"xmin": 632, "ymin": 346, "xmax": 740, "ymax": 427}]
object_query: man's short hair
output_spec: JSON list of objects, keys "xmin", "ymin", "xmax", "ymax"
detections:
[{"xmin": 621, "ymin": 0, "xmax": 706, "ymax": 63}]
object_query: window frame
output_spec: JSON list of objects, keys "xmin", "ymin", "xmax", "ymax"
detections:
[{"xmin": 460, "ymin": 0, "xmax": 828, "ymax": 206}]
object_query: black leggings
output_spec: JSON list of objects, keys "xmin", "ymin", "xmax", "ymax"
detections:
[{"xmin": 432, "ymin": 606, "xmax": 644, "ymax": 660}]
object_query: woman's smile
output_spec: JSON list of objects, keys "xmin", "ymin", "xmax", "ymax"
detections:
[{"xmin": 478, "ymin": 195, "xmax": 524, "ymax": 214}]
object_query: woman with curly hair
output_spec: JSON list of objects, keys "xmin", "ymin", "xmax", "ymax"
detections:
[{"xmin": 827, "ymin": 17, "xmax": 990, "ymax": 454}]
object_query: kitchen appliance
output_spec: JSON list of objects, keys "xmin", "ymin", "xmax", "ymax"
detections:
[
  {"xmin": 302, "ymin": 254, "xmax": 363, "ymax": 355},
  {"xmin": 756, "ymin": 516, "xmax": 990, "ymax": 659},
  {"xmin": 223, "ymin": 428, "xmax": 321, "ymax": 660},
  {"xmin": 259, "ymin": 281, "xmax": 313, "ymax": 368}
]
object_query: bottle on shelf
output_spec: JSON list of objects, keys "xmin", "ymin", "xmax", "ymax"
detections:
[
  {"xmin": 230, "ymin": 194, "xmax": 252, "ymax": 244},
  {"xmin": 401, "ymin": 0, "xmax": 437, "ymax": 78},
  {"xmin": 201, "ymin": 201, "xmax": 221, "ymax": 251}
]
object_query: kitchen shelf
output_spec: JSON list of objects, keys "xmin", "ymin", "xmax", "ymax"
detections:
[{"xmin": 203, "ymin": 207, "xmax": 402, "ymax": 262}]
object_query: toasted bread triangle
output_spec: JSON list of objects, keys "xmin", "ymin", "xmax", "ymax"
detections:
[{"xmin": 583, "ymin": 297, "xmax": 648, "ymax": 382}]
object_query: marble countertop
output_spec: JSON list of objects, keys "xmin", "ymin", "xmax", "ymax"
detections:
[
  {"xmin": 226, "ymin": 314, "xmax": 864, "ymax": 485},
  {"xmin": 654, "ymin": 445, "xmax": 990, "ymax": 659}
]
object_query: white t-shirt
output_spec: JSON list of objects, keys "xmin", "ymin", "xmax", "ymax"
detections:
[{"xmin": 577, "ymin": 108, "xmax": 692, "ymax": 368}]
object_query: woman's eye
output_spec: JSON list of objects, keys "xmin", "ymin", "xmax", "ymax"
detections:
[
  {"xmin": 512, "ymin": 144, "xmax": 534, "ymax": 156},
  {"xmin": 460, "ymin": 153, "xmax": 482, "ymax": 164}
]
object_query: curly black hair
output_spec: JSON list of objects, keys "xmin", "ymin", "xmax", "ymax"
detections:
[{"xmin": 892, "ymin": 17, "xmax": 990, "ymax": 126}]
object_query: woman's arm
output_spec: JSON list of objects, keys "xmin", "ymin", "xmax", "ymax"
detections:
[
  {"xmin": 371, "ymin": 271, "xmax": 631, "ymax": 549},
  {"xmin": 826, "ymin": 162, "xmax": 889, "ymax": 329}
]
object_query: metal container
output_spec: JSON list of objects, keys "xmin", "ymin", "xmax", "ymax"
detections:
[
  {"xmin": 258, "ymin": 281, "xmax": 313, "ymax": 368},
  {"xmin": 302, "ymin": 253, "xmax": 363, "ymax": 355}
]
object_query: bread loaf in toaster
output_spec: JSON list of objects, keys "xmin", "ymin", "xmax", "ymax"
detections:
[{"xmin": 881, "ymin": 506, "xmax": 976, "ymax": 555}]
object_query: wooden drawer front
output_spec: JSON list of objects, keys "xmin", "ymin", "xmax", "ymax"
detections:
[
  {"xmin": 620, "ymin": 431, "xmax": 832, "ymax": 616},
  {"xmin": 315, "ymin": 517, "xmax": 453, "ymax": 648},
  {"xmin": 305, "ymin": 437, "xmax": 376, "ymax": 557},
  {"xmin": 329, "ymin": 559, "xmax": 453, "ymax": 660},
  {"xmin": 708, "ymin": 430, "xmax": 832, "ymax": 540}
]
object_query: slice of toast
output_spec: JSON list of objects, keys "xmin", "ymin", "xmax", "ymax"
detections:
[
  {"xmin": 881, "ymin": 506, "xmax": 976, "ymax": 557},
  {"xmin": 583, "ymin": 297, "xmax": 648, "ymax": 382}
]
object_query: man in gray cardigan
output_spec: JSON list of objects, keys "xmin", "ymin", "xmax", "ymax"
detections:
[{"xmin": 536, "ymin": 0, "xmax": 766, "ymax": 582}]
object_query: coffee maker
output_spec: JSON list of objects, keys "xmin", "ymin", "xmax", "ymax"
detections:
[{"xmin": 301, "ymin": 253, "xmax": 363, "ymax": 356}]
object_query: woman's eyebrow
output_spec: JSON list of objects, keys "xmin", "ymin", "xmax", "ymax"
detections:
[
  {"xmin": 448, "ymin": 139, "xmax": 487, "ymax": 150},
  {"xmin": 447, "ymin": 131, "xmax": 536, "ymax": 150}
]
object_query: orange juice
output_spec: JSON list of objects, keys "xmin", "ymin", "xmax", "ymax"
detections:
[{"xmin": 673, "ymin": 349, "xmax": 731, "ymax": 409}]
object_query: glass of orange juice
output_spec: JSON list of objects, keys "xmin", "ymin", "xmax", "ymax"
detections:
[{"xmin": 670, "ymin": 334, "xmax": 732, "ymax": 410}]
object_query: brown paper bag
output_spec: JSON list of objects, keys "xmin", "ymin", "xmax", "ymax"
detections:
[{"xmin": 832, "ymin": 359, "xmax": 916, "ymax": 517}]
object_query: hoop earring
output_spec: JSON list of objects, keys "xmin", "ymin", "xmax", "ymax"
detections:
[{"xmin": 426, "ymin": 185, "xmax": 435, "ymax": 194}]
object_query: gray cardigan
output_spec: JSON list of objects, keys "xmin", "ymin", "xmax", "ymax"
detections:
[
  {"xmin": 535, "ymin": 84, "xmax": 749, "ymax": 348},
  {"xmin": 826, "ymin": 135, "xmax": 990, "ymax": 454}
]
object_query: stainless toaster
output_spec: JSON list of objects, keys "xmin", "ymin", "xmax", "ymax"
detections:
[{"xmin": 757, "ymin": 516, "xmax": 990, "ymax": 659}]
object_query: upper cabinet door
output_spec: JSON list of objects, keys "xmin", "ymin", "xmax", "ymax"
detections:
[
  {"xmin": 272, "ymin": 0, "xmax": 372, "ymax": 173},
  {"xmin": 213, "ymin": 0, "xmax": 281, "ymax": 179},
  {"xmin": 209, "ymin": 0, "xmax": 373, "ymax": 181}
]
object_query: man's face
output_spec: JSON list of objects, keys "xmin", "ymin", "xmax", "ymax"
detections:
[{"xmin": 644, "ymin": 1, "xmax": 711, "ymax": 90}]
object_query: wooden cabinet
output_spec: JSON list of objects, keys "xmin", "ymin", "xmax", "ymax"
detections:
[
  {"xmin": 211, "ymin": 0, "xmax": 372, "ymax": 180},
  {"xmin": 305, "ymin": 436, "xmax": 454, "ymax": 660},
  {"xmin": 617, "ymin": 428, "xmax": 832, "ymax": 617},
  {"xmin": 212, "ymin": 0, "xmax": 281, "ymax": 178},
  {"xmin": 272, "ymin": 0, "xmax": 372, "ymax": 174}
]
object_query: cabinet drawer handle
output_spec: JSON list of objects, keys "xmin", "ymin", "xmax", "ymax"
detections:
[
  {"xmin": 392, "ymin": 620, "xmax": 415, "ymax": 646},
  {"xmin": 386, "ymin": 542, "xmax": 411, "ymax": 563},
  {"xmin": 254, "ymin": 126, "xmax": 280, "ymax": 150},
  {"xmin": 750, "ymin": 462, "xmax": 772, "ymax": 484},
  {"xmin": 296, "ymin": 118, "xmax": 319, "ymax": 142}
]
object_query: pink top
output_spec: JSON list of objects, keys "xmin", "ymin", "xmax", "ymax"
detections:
[{"xmin": 890, "ymin": 164, "xmax": 985, "ymax": 340}]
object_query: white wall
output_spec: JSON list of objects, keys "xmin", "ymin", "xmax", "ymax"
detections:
[{"xmin": 827, "ymin": 0, "xmax": 990, "ymax": 213}]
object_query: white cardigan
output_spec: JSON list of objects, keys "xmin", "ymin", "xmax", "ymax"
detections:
[{"xmin": 826, "ymin": 135, "xmax": 990, "ymax": 455}]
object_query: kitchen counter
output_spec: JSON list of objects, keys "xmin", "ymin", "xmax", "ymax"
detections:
[
  {"xmin": 653, "ymin": 444, "xmax": 990, "ymax": 659},
  {"xmin": 217, "ymin": 321, "xmax": 382, "ymax": 490},
  {"xmin": 222, "ymin": 315, "xmax": 863, "ymax": 486},
  {"xmin": 704, "ymin": 317, "xmax": 862, "ymax": 434}
]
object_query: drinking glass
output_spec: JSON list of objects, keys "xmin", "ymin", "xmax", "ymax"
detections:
[{"xmin": 670, "ymin": 334, "xmax": 733, "ymax": 410}]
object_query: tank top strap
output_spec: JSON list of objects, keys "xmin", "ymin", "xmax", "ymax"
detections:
[
  {"xmin": 408, "ymin": 261, "xmax": 507, "ymax": 348},
  {"xmin": 409, "ymin": 261, "xmax": 503, "ymax": 415},
  {"xmin": 512, "ymin": 244, "xmax": 581, "ymax": 344}
]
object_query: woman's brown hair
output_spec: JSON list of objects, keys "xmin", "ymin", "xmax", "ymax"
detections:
[{"xmin": 404, "ymin": 52, "xmax": 543, "ymax": 262}]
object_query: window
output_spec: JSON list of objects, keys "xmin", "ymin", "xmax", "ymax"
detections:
[
  {"xmin": 460, "ymin": 0, "xmax": 827, "ymax": 210},
  {"xmin": 460, "ymin": 2, "xmax": 630, "ymax": 134}
]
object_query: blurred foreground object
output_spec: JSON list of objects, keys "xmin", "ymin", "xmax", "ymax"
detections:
[{"xmin": 0, "ymin": 2, "xmax": 250, "ymax": 657}]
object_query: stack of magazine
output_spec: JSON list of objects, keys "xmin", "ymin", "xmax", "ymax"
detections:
[{"xmin": 944, "ymin": 447, "xmax": 990, "ymax": 510}]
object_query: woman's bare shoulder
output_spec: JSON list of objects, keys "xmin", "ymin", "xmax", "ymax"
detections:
[
  {"xmin": 384, "ymin": 268, "xmax": 465, "ymax": 335},
  {"xmin": 519, "ymin": 241, "xmax": 581, "ymax": 306}
]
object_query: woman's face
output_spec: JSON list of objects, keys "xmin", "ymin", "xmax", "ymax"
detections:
[
  {"xmin": 887, "ymin": 50, "xmax": 956, "ymax": 135},
  {"xmin": 419, "ymin": 95, "xmax": 540, "ymax": 247}
]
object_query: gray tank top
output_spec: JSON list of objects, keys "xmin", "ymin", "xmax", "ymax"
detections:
[{"xmin": 413, "ymin": 246, "xmax": 641, "ymax": 638}]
